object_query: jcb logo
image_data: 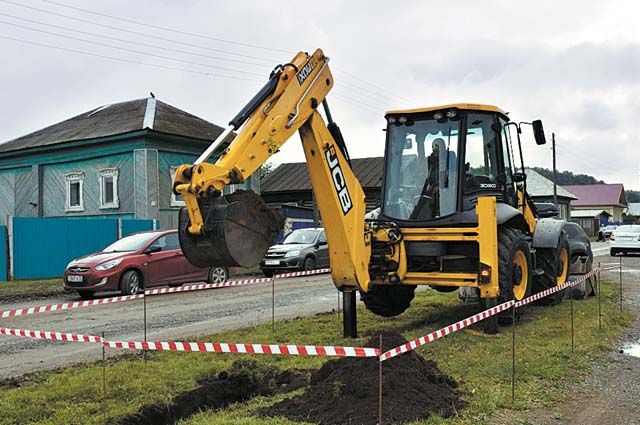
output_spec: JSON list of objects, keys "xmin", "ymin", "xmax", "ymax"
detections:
[
  {"xmin": 296, "ymin": 57, "xmax": 316, "ymax": 85},
  {"xmin": 325, "ymin": 146, "xmax": 353, "ymax": 214}
]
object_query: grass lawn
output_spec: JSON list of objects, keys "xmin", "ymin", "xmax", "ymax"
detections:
[
  {"xmin": 0, "ymin": 279, "xmax": 66, "ymax": 303},
  {"xmin": 0, "ymin": 280, "xmax": 633, "ymax": 425}
]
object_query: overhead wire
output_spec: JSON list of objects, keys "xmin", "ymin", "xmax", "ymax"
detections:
[
  {"xmin": 0, "ymin": 13, "xmax": 273, "ymax": 69},
  {"xmin": 0, "ymin": 20, "xmax": 266, "ymax": 77}
]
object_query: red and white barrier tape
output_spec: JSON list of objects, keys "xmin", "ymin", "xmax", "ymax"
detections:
[
  {"xmin": 0, "ymin": 269, "xmax": 332, "ymax": 319},
  {"xmin": 0, "ymin": 294, "xmax": 143, "ymax": 319},
  {"xmin": 380, "ymin": 269, "xmax": 599, "ymax": 361},
  {"xmin": 104, "ymin": 339, "xmax": 379, "ymax": 357},
  {"xmin": 0, "ymin": 327, "xmax": 102, "ymax": 343}
]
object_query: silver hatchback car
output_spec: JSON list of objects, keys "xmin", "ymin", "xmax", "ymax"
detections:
[{"xmin": 260, "ymin": 228, "xmax": 329, "ymax": 277}]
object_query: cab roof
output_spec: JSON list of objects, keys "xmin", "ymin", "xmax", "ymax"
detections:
[{"xmin": 386, "ymin": 103, "xmax": 508, "ymax": 118}]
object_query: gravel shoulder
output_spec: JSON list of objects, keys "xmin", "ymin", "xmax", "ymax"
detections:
[
  {"xmin": 523, "ymin": 243, "xmax": 640, "ymax": 425},
  {"xmin": 0, "ymin": 274, "xmax": 342, "ymax": 380}
]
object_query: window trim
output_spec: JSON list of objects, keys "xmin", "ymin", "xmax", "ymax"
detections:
[
  {"xmin": 169, "ymin": 166, "xmax": 185, "ymax": 207},
  {"xmin": 65, "ymin": 172, "xmax": 85, "ymax": 212},
  {"xmin": 99, "ymin": 168, "xmax": 120, "ymax": 209}
]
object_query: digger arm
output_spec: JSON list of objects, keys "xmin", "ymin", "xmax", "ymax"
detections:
[{"xmin": 173, "ymin": 48, "xmax": 371, "ymax": 291}]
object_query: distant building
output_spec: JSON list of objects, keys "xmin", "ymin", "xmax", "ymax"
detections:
[
  {"xmin": 0, "ymin": 97, "xmax": 256, "ymax": 228},
  {"xmin": 625, "ymin": 202, "xmax": 640, "ymax": 223},
  {"xmin": 570, "ymin": 210, "xmax": 612, "ymax": 237},
  {"xmin": 563, "ymin": 184, "xmax": 628, "ymax": 224},
  {"xmin": 524, "ymin": 168, "xmax": 577, "ymax": 219}
]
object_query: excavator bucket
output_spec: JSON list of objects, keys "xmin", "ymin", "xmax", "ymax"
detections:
[{"xmin": 178, "ymin": 190, "xmax": 283, "ymax": 268}]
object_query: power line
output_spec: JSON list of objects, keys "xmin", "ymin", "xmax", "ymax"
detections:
[
  {"xmin": 41, "ymin": 0, "xmax": 295, "ymax": 55},
  {"xmin": 0, "ymin": 0, "xmax": 279, "ymax": 63},
  {"xmin": 0, "ymin": 20, "xmax": 266, "ymax": 77},
  {"xmin": 0, "ymin": 34, "xmax": 265, "ymax": 83},
  {"xmin": 0, "ymin": 12, "xmax": 273, "ymax": 69},
  {"xmin": 336, "ymin": 68, "xmax": 413, "ymax": 104}
]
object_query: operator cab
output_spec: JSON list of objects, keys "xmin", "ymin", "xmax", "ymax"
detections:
[{"xmin": 381, "ymin": 103, "xmax": 520, "ymax": 226}]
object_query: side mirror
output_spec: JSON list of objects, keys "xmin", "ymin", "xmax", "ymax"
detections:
[
  {"xmin": 145, "ymin": 245, "xmax": 162, "ymax": 255},
  {"xmin": 532, "ymin": 120, "xmax": 546, "ymax": 145},
  {"xmin": 513, "ymin": 172, "xmax": 527, "ymax": 183}
]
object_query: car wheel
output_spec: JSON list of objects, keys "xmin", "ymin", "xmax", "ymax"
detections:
[
  {"xmin": 610, "ymin": 249, "xmax": 616, "ymax": 256},
  {"xmin": 77, "ymin": 290, "xmax": 94, "ymax": 300},
  {"xmin": 120, "ymin": 270, "xmax": 142, "ymax": 295},
  {"xmin": 208, "ymin": 266, "xmax": 228, "ymax": 284},
  {"xmin": 262, "ymin": 269, "xmax": 275, "ymax": 278},
  {"xmin": 303, "ymin": 256, "xmax": 316, "ymax": 271}
]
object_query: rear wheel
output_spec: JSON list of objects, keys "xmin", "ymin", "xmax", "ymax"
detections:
[
  {"xmin": 208, "ymin": 266, "xmax": 229, "ymax": 284},
  {"xmin": 262, "ymin": 269, "xmax": 275, "ymax": 278},
  {"xmin": 534, "ymin": 236, "xmax": 570, "ymax": 305},
  {"xmin": 484, "ymin": 227, "xmax": 532, "ymax": 332},
  {"xmin": 77, "ymin": 290, "xmax": 94, "ymax": 300},
  {"xmin": 120, "ymin": 270, "xmax": 142, "ymax": 295},
  {"xmin": 361, "ymin": 284, "xmax": 416, "ymax": 317}
]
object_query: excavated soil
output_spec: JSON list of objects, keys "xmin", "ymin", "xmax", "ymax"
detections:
[
  {"xmin": 118, "ymin": 360, "xmax": 308, "ymax": 425},
  {"xmin": 261, "ymin": 331, "xmax": 467, "ymax": 425}
]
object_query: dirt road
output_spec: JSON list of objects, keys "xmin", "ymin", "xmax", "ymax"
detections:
[
  {"xmin": 527, "ymin": 241, "xmax": 640, "ymax": 425},
  {"xmin": 0, "ymin": 274, "xmax": 343, "ymax": 380}
]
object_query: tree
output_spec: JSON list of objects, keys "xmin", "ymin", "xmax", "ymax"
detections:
[{"xmin": 259, "ymin": 162, "xmax": 275, "ymax": 179}]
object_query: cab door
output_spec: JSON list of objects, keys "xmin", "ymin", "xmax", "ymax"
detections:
[{"xmin": 143, "ymin": 233, "xmax": 185, "ymax": 286}]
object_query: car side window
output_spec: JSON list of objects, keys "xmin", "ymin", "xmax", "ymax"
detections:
[
  {"xmin": 151, "ymin": 233, "xmax": 180, "ymax": 251},
  {"xmin": 318, "ymin": 231, "xmax": 327, "ymax": 245}
]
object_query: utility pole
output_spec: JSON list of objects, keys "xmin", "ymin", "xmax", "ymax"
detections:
[{"xmin": 552, "ymin": 133, "xmax": 558, "ymax": 207}]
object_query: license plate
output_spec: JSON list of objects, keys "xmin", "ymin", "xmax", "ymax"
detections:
[
  {"xmin": 265, "ymin": 260, "xmax": 280, "ymax": 265},
  {"xmin": 67, "ymin": 275, "xmax": 83, "ymax": 283}
]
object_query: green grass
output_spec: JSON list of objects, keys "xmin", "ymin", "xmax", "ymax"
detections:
[
  {"xmin": 0, "ymin": 281, "xmax": 633, "ymax": 425},
  {"xmin": 0, "ymin": 279, "xmax": 66, "ymax": 302}
]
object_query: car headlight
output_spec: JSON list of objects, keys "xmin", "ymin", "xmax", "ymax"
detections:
[
  {"xmin": 284, "ymin": 250, "xmax": 300, "ymax": 258},
  {"xmin": 95, "ymin": 258, "xmax": 124, "ymax": 271}
]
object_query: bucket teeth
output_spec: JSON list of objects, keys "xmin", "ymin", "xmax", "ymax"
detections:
[{"xmin": 179, "ymin": 190, "xmax": 283, "ymax": 268}]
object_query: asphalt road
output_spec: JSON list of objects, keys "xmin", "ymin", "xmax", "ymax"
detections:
[{"xmin": 0, "ymin": 273, "xmax": 344, "ymax": 380}]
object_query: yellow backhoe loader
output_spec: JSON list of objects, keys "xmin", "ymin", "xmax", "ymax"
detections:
[{"xmin": 172, "ymin": 48, "xmax": 570, "ymax": 334}]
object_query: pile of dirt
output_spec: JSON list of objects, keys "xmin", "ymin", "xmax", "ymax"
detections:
[
  {"xmin": 118, "ymin": 360, "xmax": 308, "ymax": 425},
  {"xmin": 260, "ymin": 331, "xmax": 466, "ymax": 425}
]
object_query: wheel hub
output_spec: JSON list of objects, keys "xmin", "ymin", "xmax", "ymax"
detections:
[{"xmin": 513, "ymin": 264, "xmax": 523, "ymax": 285}]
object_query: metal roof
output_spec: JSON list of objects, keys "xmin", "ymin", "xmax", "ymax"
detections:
[
  {"xmin": 563, "ymin": 184, "xmax": 627, "ymax": 207},
  {"xmin": 627, "ymin": 202, "xmax": 640, "ymax": 216},
  {"xmin": 262, "ymin": 156, "xmax": 384, "ymax": 193},
  {"xmin": 0, "ymin": 97, "xmax": 231, "ymax": 154},
  {"xmin": 525, "ymin": 169, "xmax": 578, "ymax": 200}
]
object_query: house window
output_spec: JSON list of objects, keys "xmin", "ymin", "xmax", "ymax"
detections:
[
  {"xmin": 99, "ymin": 168, "xmax": 119, "ymax": 209},
  {"xmin": 65, "ymin": 172, "xmax": 84, "ymax": 212},
  {"xmin": 170, "ymin": 166, "xmax": 185, "ymax": 207}
]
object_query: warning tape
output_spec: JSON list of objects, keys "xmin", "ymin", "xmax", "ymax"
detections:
[
  {"xmin": 380, "ymin": 269, "xmax": 599, "ymax": 361},
  {"xmin": 0, "ymin": 269, "xmax": 332, "ymax": 319},
  {"xmin": 0, "ymin": 294, "xmax": 144, "ymax": 319},
  {"xmin": 104, "ymin": 340, "xmax": 379, "ymax": 357},
  {"xmin": 0, "ymin": 327, "xmax": 103, "ymax": 343},
  {"xmin": 0, "ymin": 326, "xmax": 378, "ymax": 358}
]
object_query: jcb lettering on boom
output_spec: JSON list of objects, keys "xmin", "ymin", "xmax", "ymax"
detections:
[
  {"xmin": 325, "ymin": 145, "xmax": 353, "ymax": 214},
  {"xmin": 296, "ymin": 57, "xmax": 317, "ymax": 85}
]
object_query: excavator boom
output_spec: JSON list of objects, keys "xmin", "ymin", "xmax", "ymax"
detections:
[{"xmin": 173, "ymin": 49, "xmax": 371, "ymax": 291}]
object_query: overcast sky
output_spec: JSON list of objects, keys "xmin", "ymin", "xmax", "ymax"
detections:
[{"xmin": 1, "ymin": 0, "xmax": 639, "ymax": 189}]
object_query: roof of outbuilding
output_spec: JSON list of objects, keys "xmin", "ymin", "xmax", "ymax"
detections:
[
  {"xmin": 570, "ymin": 209, "xmax": 612, "ymax": 218},
  {"xmin": 563, "ymin": 184, "xmax": 627, "ymax": 207},
  {"xmin": 0, "ymin": 97, "xmax": 230, "ymax": 154},
  {"xmin": 525, "ymin": 168, "xmax": 578, "ymax": 200},
  {"xmin": 261, "ymin": 156, "xmax": 384, "ymax": 193}
]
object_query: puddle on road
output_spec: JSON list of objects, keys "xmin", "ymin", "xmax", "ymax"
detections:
[{"xmin": 620, "ymin": 342, "xmax": 640, "ymax": 358}]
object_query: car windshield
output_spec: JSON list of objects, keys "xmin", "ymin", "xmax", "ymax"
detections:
[
  {"xmin": 615, "ymin": 225, "xmax": 640, "ymax": 233},
  {"xmin": 102, "ymin": 232, "xmax": 159, "ymax": 253},
  {"xmin": 283, "ymin": 229, "xmax": 319, "ymax": 244}
]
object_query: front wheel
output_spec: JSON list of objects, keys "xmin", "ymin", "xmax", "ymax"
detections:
[
  {"xmin": 302, "ymin": 256, "xmax": 316, "ymax": 271},
  {"xmin": 120, "ymin": 270, "xmax": 142, "ymax": 295},
  {"xmin": 360, "ymin": 284, "xmax": 416, "ymax": 317},
  {"xmin": 77, "ymin": 290, "xmax": 95, "ymax": 300}
]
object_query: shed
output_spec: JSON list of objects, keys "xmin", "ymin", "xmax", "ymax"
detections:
[{"xmin": 570, "ymin": 209, "xmax": 612, "ymax": 236}]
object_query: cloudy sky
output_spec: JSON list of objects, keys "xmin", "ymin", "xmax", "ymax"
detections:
[{"xmin": 1, "ymin": 0, "xmax": 639, "ymax": 189}]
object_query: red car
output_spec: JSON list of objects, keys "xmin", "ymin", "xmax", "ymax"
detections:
[{"xmin": 63, "ymin": 230, "xmax": 230, "ymax": 299}]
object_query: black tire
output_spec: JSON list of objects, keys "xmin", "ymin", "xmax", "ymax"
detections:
[
  {"xmin": 208, "ymin": 266, "xmax": 229, "ymax": 284},
  {"xmin": 262, "ymin": 269, "xmax": 275, "ymax": 278},
  {"xmin": 361, "ymin": 284, "xmax": 416, "ymax": 317},
  {"xmin": 534, "ymin": 236, "xmax": 570, "ymax": 306},
  {"xmin": 169, "ymin": 283, "xmax": 183, "ymax": 288},
  {"xmin": 120, "ymin": 270, "xmax": 142, "ymax": 295},
  {"xmin": 302, "ymin": 256, "xmax": 316, "ymax": 271},
  {"xmin": 568, "ymin": 256, "xmax": 595, "ymax": 300},
  {"xmin": 77, "ymin": 290, "xmax": 94, "ymax": 300},
  {"xmin": 610, "ymin": 249, "xmax": 616, "ymax": 256},
  {"xmin": 484, "ymin": 227, "xmax": 533, "ymax": 329}
]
